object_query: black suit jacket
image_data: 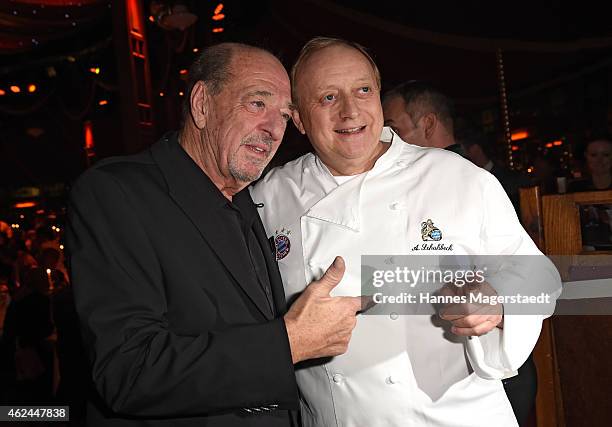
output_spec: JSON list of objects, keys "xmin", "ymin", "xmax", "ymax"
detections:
[{"xmin": 66, "ymin": 133, "xmax": 298, "ymax": 426}]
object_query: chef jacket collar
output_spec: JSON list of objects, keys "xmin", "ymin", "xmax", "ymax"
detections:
[{"xmin": 304, "ymin": 127, "xmax": 405, "ymax": 232}]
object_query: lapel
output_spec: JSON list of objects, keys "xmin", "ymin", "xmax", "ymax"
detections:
[
  {"xmin": 304, "ymin": 127, "xmax": 402, "ymax": 232},
  {"xmin": 150, "ymin": 133, "xmax": 273, "ymax": 320},
  {"xmin": 247, "ymin": 203, "xmax": 288, "ymax": 315}
]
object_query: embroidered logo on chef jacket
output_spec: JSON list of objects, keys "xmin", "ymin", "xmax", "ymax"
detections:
[
  {"xmin": 421, "ymin": 219, "xmax": 442, "ymax": 241},
  {"xmin": 273, "ymin": 228, "xmax": 291, "ymax": 260}
]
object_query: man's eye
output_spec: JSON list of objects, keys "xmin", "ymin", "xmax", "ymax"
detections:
[
  {"xmin": 250, "ymin": 101, "xmax": 265, "ymax": 108},
  {"xmin": 281, "ymin": 113, "xmax": 291, "ymax": 122},
  {"xmin": 322, "ymin": 94, "xmax": 336, "ymax": 103},
  {"xmin": 359, "ymin": 87, "xmax": 370, "ymax": 93}
]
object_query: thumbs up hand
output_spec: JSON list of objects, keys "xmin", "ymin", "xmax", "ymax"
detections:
[{"xmin": 284, "ymin": 257, "xmax": 363, "ymax": 364}]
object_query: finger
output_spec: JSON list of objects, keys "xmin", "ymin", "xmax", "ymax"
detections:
[
  {"xmin": 342, "ymin": 295, "xmax": 366, "ymax": 313},
  {"xmin": 439, "ymin": 311, "xmax": 465, "ymax": 321},
  {"xmin": 450, "ymin": 314, "xmax": 491, "ymax": 329},
  {"xmin": 358, "ymin": 294, "xmax": 377, "ymax": 313},
  {"xmin": 313, "ymin": 256, "xmax": 345, "ymax": 295},
  {"xmin": 451, "ymin": 319, "xmax": 498, "ymax": 336}
]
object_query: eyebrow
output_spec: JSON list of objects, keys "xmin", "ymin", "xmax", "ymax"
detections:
[
  {"xmin": 246, "ymin": 90, "xmax": 296, "ymax": 110},
  {"xmin": 247, "ymin": 90, "xmax": 272, "ymax": 97}
]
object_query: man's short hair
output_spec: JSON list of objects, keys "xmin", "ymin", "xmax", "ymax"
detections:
[
  {"xmin": 384, "ymin": 81, "xmax": 454, "ymax": 134},
  {"xmin": 290, "ymin": 37, "xmax": 381, "ymax": 104},
  {"xmin": 181, "ymin": 42, "xmax": 273, "ymax": 125}
]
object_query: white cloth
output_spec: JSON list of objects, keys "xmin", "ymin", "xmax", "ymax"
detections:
[{"xmin": 251, "ymin": 127, "xmax": 561, "ymax": 427}]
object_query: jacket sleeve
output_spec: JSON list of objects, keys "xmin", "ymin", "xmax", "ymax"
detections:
[
  {"xmin": 66, "ymin": 168, "xmax": 298, "ymax": 417},
  {"xmin": 465, "ymin": 175, "xmax": 561, "ymax": 380}
]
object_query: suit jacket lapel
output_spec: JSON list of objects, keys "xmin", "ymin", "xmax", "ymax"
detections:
[
  {"xmin": 251, "ymin": 214, "xmax": 287, "ymax": 315},
  {"xmin": 150, "ymin": 134, "xmax": 273, "ymax": 320}
]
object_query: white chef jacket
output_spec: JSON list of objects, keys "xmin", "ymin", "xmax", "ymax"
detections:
[{"xmin": 251, "ymin": 127, "xmax": 560, "ymax": 427}]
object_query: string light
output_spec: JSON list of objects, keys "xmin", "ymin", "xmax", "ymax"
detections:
[
  {"xmin": 212, "ymin": 28, "xmax": 224, "ymax": 33},
  {"xmin": 0, "ymin": 89, "xmax": 5, "ymax": 96},
  {"xmin": 28, "ymin": 84, "xmax": 36, "ymax": 93},
  {"xmin": 10, "ymin": 85, "xmax": 20, "ymax": 93},
  {"xmin": 98, "ymin": 99, "xmax": 108, "ymax": 106},
  {"xmin": 89, "ymin": 67, "xmax": 100, "ymax": 75}
]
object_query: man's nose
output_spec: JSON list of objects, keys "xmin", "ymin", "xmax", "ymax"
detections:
[
  {"xmin": 261, "ymin": 110, "xmax": 287, "ymax": 141},
  {"xmin": 339, "ymin": 97, "xmax": 359, "ymax": 120}
]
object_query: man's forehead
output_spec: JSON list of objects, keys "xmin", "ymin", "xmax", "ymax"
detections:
[{"xmin": 588, "ymin": 139, "xmax": 612, "ymax": 148}]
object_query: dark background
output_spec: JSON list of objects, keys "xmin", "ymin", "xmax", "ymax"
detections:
[{"xmin": 1, "ymin": 0, "xmax": 611, "ymax": 212}]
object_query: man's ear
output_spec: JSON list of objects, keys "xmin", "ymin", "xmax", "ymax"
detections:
[
  {"xmin": 423, "ymin": 113, "xmax": 437, "ymax": 139},
  {"xmin": 189, "ymin": 81, "xmax": 210, "ymax": 129},
  {"xmin": 291, "ymin": 109, "xmax": 306, "ymax": 135}
]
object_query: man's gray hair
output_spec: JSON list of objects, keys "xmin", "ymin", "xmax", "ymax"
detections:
[{"xmin": 181, "ymin": 42, "xmax": 274, "ymax": 124}]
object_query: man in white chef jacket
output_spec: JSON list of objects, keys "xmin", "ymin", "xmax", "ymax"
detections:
[{"xmin": 251, "ymin": 37, "xmax": 561, "ymax": 427}]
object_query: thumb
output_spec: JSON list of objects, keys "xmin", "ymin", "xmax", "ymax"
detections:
[{"xmin": 314, "ymin": 256, "xmax": 345, "ymax": 295}]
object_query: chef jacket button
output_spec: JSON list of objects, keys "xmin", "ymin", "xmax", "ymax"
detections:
[
  {"xmin": 386, "ymin": 375, "xmax": 399, "ymax": 385},
  {"xmin": 396, "ymin": 160, "xmax": 406, "ymax": 167},
  {"xmin": 389, "ymin": 312, "xmax": 399, "ymax": 320},
  {"xmin": 389, "ymin": 202, "xmax": 399, "ymax": 210},
  {"xmin": 332, "ymin": 373, "xmax": 343, "ymax": 384}
]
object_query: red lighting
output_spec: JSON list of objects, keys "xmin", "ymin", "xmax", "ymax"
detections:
[
  {"xmin": 14, "ymin": 202, "xmax": 36, "ymax": 209},
  {"xmin": 510, "ymin": 131, "xmax": 529, "ymax": 141},
  {"xmin": 212, "ymin": 13, "xmax": 225, "ymax": 20},
  {"xmin": 98, "ymin": 100, "xmax": 108, "ymax": 106},
  {"xmin": 179, "ymin": 69, "xmax": 188, "ymax": 75},
  {"xmin": 84, "ymin": 120, "xmax": 94, "ymax": 149},
  {"xmin": 511, "ymin": 145, "xmax": 519, "ymax": 151},
  {"xmin": 28, "ymin": 84, "xmax": 37, "ymax": 93},
  {"xmin": 0, "ymin": 89, "xmax": 5, "ymax": 96},
  {"xmin": 10, "ymin": 85, "xmax": 20, "ymax": 93},
  {"xmin": 89, "ymin": 67, "xmax": 100, "ymax": 75},
  {"xmin": 214, "ymin": 3, "xmax": 224, "ymax": 14},
  {"xmin": 553, "ymin": 140, "xmax": 563, "ymax": 146},
  {"xmin": 545, "ymin": 143, "xmax": 553, "ymax": 148},
  {"xmin": 212, "ymin": 27, "xmax": 224, "ymax": 33}
]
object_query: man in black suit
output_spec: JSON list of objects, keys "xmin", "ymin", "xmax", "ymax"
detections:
[
  {"xmin": 460, "ymin": 132, "xmax": 530, "ymax": 214},
  {"xmin": 66, "ymin": 43, "xmax": 362, "ymax": 426}
]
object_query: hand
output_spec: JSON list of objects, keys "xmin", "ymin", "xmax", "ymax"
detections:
[
  {"xmin": 284, "ymin": 256, "xmax": 362, "ymax": 363},
  {"xmin": 438, "ymin": 281, "xmax": 503, "ymax": 337}
]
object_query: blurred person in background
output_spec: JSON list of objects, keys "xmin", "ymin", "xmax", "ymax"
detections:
[
  {"xmin": 382, "ymin": 80, "xmax": 464, "ymax": 155},
  {"xmin": 568, "ymin": 136, "xmax": 612, "ymax": 250},
  {"xmin": 3, "ymin": 267, "xmax": 56, "ymax": 404},
  {"xmin": 459, "ymin": 130, "xmax": 529, "ymax": 213},
  {"xmin": 568, "ymin": 136, "xmax": 612, "ymax": 192}
]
